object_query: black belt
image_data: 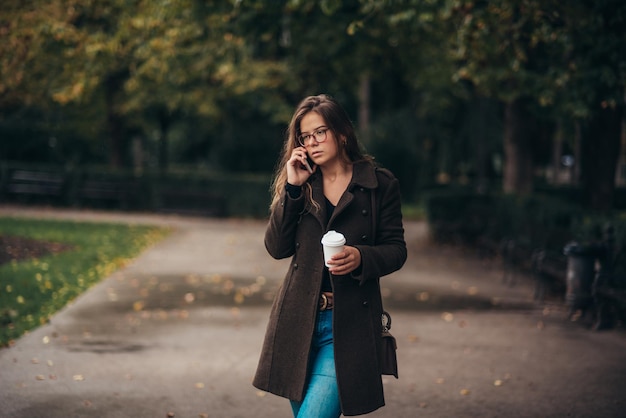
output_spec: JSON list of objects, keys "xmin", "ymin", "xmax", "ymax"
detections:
[{"xmin": 319, "ymin": 292, "xmax": 334, "ymax": 311}]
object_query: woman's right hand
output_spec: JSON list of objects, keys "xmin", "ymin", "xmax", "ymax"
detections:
[{"xmin": 286, "ymin": 146, "xmax": 315, "ymax": 185}]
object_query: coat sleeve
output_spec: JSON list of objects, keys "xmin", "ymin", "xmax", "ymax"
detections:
[
  {"xmin": 353, "ymin": 171, "xmax": 407, "ymax": 283},
  {"xmin": 264, "ymin": 188, "xmax": 306, "ymax": 260}
]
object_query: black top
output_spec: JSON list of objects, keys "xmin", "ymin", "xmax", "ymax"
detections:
[{"xmin": 322, "ymin": 198, "xmax": 335, "ymax": 292}]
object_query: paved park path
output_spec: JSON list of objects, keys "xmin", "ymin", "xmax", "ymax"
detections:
[{"xmin": 1, "ymin": 206, "xmax": 625, "ymax": 418}]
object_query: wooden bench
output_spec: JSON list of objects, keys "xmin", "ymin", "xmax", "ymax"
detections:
[
  {"xmin": 77, "ymin": 179, "xmax": 137, "ymax": 209},
  {"xmin": 498, "ymin": 238, "xmax": 536, "ymax": 287},
  {"xmin": 530, "ymin": 248, "xmax": 567, "ymax": 302},
  {"xmin": 3, "ymin": 169, "xmax": 66, "ymax": 202},
  {"xmin": 592, "ymin": 271, "xmax": 626, "ymax": 330},
  {"xmin": 156, "ymin": 189, "xmax": 226, "ymax": 217}
]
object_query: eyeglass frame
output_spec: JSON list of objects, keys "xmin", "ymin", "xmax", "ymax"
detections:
[{"xmin": 297, "ymin": 126, "xmax": 329, "ymax": 147}]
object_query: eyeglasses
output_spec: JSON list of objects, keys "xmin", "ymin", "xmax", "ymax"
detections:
[{"xmin": 298, "ymin": 127, "xmax": 329, "ymax": 147}]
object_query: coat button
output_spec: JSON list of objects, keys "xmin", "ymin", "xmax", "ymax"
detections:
[
  {"xmin": 361, "ymin": 209, "xmax": 368, "ymax": 216},
  {"xmin": 360, "ymin": 187, "xmax": 365, "ymax": 192},
  {"xmin": 293, "ymin": 263, "xmax": 298, "ymax": 270},
  {"xmin": 361, "ymin": 235, "xmax": 368, "ymax": 241},
  {"xmin": 362, "ymin": 301, "xmax": 369, "ymax": 307}
]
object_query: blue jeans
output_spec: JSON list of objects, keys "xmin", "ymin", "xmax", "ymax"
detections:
[{"xmin": 290, "ymin": 310, "xmax": 341, "ymax": 418}]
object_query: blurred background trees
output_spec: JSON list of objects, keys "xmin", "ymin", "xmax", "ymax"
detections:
[{"xmin": 1, "ymin": 0, "xmax": 625, "ymax": 212}]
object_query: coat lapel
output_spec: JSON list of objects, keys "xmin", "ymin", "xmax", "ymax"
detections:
[
  {"xmin": 310, "ymin": 173, "xmax": 326, "ymax": 229},
  {"xmin": 309, "ymin": 160, "xmax": 379, "ymax": 230}
]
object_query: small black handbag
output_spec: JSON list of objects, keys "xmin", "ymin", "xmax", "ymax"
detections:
[{"xmin": 381, "ymin": 311, "xmax": 398, "ymax": 378}]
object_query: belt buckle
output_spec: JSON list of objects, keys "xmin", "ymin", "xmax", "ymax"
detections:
[{"xmin": 320, "ymin": 293, "xmax": 329, "ymax": 311}]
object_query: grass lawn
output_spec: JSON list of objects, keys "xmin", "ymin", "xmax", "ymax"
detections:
[{"xmin": 0, "ymin": 216, "xmax": 170, "ymax": 347}]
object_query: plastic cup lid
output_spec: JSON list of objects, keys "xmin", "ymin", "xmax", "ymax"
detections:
[{"xmin": 321, "ymin": 230, "xmax": 346, "ymax": 246}]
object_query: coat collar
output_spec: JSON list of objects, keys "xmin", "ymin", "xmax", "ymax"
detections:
[
  {"xmin": 309, "ymin": 160, "xmax": 378, "ymax": 191},
  {"xmin": 349, "ymin": 160, "xmax": 379, "ymax": 190},
  {"xmin": 309, "ymin": 160, "xmax": 378, "ymax": 228}
]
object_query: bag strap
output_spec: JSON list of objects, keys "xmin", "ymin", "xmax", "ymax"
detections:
[
  {"xmin": 371, "ymin": 168, "xmax": 393, "ymax": 332},
  {"xmin": 382, "ymin": 311, "xmax": 392, "ymax": 332},
  {"xmin": 370, "ymin": 167, "xmax": 378, "ymax": 245}
]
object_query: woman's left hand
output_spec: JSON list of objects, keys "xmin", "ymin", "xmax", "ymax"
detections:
[{"xmin": 328, "ymin": 246, "xmax": 362, "ymax": 275}]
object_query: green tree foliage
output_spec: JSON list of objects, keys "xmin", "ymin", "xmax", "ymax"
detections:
[
  {"xmin": 435, "ymin": 0, "xmax": 624, "ymax": 207},
  {"xmin": 1, "ymin": 0, "xmax": 625, "ymax": 209},
  {"xmin": 2, "ymin": 0, "xmax": 292, "ymax": 168}
]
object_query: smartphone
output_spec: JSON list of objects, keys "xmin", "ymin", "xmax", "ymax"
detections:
[{"xmin": 302, "ymin": 154, "xmax": 314, "ymax": 174}]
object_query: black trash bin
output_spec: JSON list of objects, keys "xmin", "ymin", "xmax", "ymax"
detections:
[{"xmin": 563, "ymin": 242, "xmax": 598, "ymax": 316}]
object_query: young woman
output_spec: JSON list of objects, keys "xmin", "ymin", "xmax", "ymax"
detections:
[{"xmin": 253, "ymin": 94, "xmax": 407, "ymax": 417}]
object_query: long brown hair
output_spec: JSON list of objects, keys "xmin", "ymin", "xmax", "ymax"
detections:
[{"xmin": 269, "ymin": 94, "xmax": 372, "ymax": 212}]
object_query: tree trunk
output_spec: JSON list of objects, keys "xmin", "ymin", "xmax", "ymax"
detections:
[
  {"xmin": 474, "ymin": 97, "xmax": 488, "ymax": 192},
  {"xmin": 503, "ymin": 98, "xmax": 534, "ymax": 194},
  {"xmin": 158, "ymin": 109, "xmax": 170, "ymax": 174},
  {"xmin": 104, "ymin": 72, "xmax": 128, "ymax": 168},
  {"xmin": 581, "ymin": 106, "xmax": 624, "ymax": 211},
  {"xmin": 105, "ymin": 89, "xmax": 124, "ymax": 168},
  {"xmin": 573, "ymin": 121, "xmax": 582, "ymax": 185},
  {"xmin": 358, "ymin": 73, "xmax": 370, "ymax": 145},
  {"xmin": 550, "ymin": 120, "xmax": 564, "ymax": 184}
]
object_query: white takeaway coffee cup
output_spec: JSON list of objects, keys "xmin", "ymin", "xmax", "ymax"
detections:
[{"xmin": 321, "ymin": 230, "xmax": 346, "ymax": 267}]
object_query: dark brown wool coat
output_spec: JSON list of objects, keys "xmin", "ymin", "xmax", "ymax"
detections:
[{"xmin": 253, "ymin": 161, "xmax": 407, "ymax": 416}]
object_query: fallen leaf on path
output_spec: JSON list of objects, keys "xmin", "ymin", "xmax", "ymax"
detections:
[
  {"xmin": 494, "ymin": 379, "xmax": 503, "ymax": 386},
  {"xmin": 442, "ymin": 312, "xmax": 454, "ymax": 322},
  {"xmin": 35, "ymin": 375, "xmax": 46, "ymax": 381},
  {"xmin": 185, "ymin": 274, "xmax": 200, "ymax": 285},
  {"xmin": 73, "ymin": 375, "xmax": 85, "ymax": 381},
  {"xmin": 107, "ymin": 288, "xmax": 119, "ymax": 301},
  {"xmin": 460, "ymin": 388, "xmax": 471, "ymax": 395},
  {"xmin": 234, "ymin": 292, "xmax": 244, "ymax": 304},
  {"xmin": 195, "ymin": 382, "xmax": 205, "ymax": 389},
  {"xmin": 417, "ymin": 292, "xmax": 430, "ymax": 302},
  {"xmin": 222, "ymin": 279, "xmax": 234, "ymax": 294}
]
